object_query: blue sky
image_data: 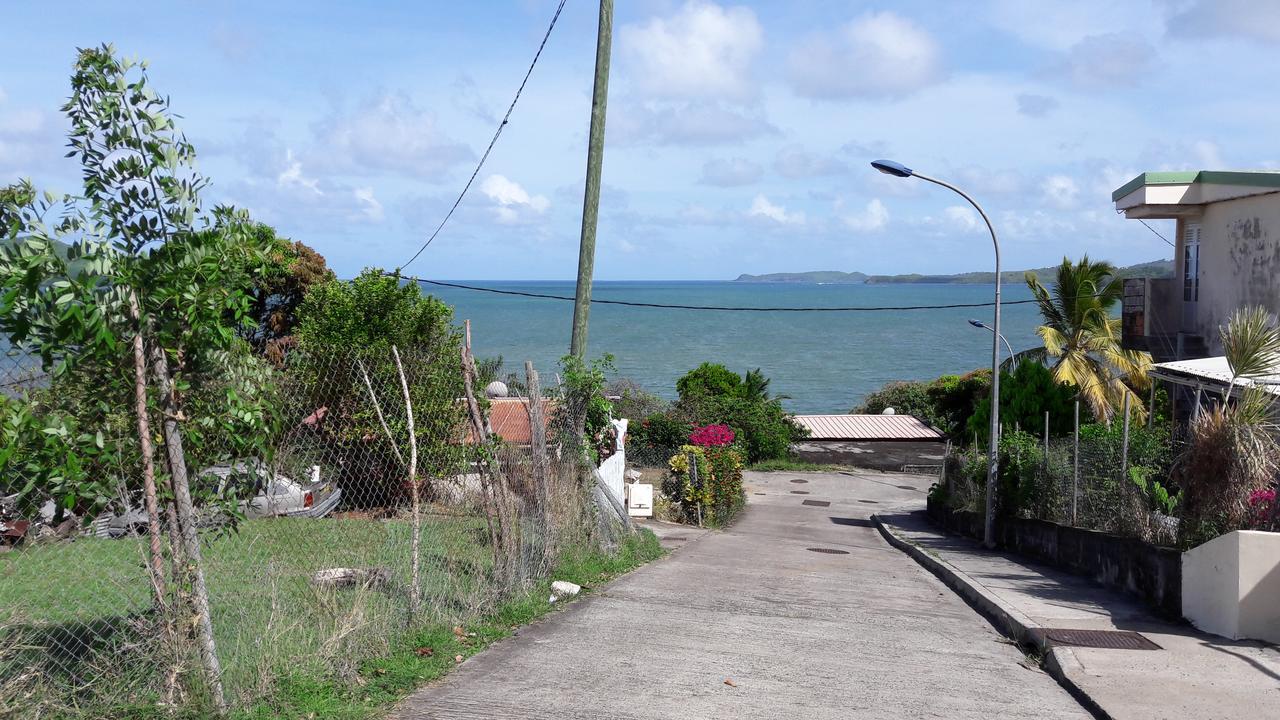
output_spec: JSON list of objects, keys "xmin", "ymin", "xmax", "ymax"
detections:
[{"xmin": 2, "ymin": 0, "xmax": 1278, "ymax": 279}]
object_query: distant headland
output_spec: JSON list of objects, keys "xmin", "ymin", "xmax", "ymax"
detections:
[{"xmin": 733, "ymin": 259, "xmax": 1173, "ymax": 285}]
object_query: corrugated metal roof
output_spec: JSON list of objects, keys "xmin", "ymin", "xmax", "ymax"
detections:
[
  {"xmin": 794, "ymin": 414, "xmax": 944, "ymax": 441},
  {"xmin": 1151, "ymin": 356, "xmax": 1280, "ymax": 395}
]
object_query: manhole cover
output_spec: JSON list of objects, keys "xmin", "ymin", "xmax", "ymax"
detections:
[
  {"xmin": 1039, "ymin": 629, "xmax": 1161, "ymax": 650},
  {"xmin": 858, "ymin": 499, "xmax": 880, "ymax": 504},
  {"xmin": 790, "ymin": 479, "xmax": 809, "ymax": 484},
  {"xmin": 806, "ymin": 547, "xmax": 849, "ymax": 555},
  {"xmin": 802, "ymin": 499, "xmax": 831, "ymax": 507},
  {"xmin": 790, "ymin": 490, "xmax": 810, "ymax": 495}
]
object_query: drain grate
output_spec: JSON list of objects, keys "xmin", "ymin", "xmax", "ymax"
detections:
[
  {"xmin": 807, "ymin": 547, "xmax": 849, "ymax": 555},
  {"xmin": 858, "ymin": 499, "xmax": 880, "ymax": 504},
  {"xmin": 790, "ymin": 490, "xmax": 810, "ymax": 495},
  {"xmin": 802, "ymin": 499, "xmax": 831, "ymax": 507},
  {"xmin": 790, "ymin": 479, "xmax": 809, "ymax": 484},
  {"xmin": 1038, "ymin": 629, "xmax": 1161, "ymax": 650}
]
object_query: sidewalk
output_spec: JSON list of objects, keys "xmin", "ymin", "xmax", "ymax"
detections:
[{"xmin": 874, "ymin": 509, "xmax": 1280, "ymax": 720}]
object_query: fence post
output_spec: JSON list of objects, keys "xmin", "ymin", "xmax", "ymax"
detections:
[
  {"xmin": 1042, "ymin": 410, "xmax": 1049, "ymax": 471},
  {"xmin": 525, "ymin": 361, "xmax": 551, "ymax": 560},
  {"xmin": 689, "ymin": 451, "xmax": 703, "ymax": 528},
  {"xmin": 1121, "ymin": 392, "xmax": 1131, "ymax": 480},
  {"xmin": 391, "ymin": 346, "xmax": 421, "ymax": 623},
  {"xmin": 940, "ymin": 439, "xmax": 952, "ymax": 495},
  {"xmin": 1072, "ymin": 399, "xmax": 1079, "ymax": 527},
  {"xmin": 1148, "ymin": 383, "xmax": 1155, "ymax": 429}
]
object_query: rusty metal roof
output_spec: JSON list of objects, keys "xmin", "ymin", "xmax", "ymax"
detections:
[
  {"xmin": 467, "ymin": 398, "xmax": 556, "ymax": 444},
  {"xmin": 793, "ymin": 414, "xmax": 944, "ymax": 441}
]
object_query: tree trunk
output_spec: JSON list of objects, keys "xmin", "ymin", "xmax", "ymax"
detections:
[
  {"xmin": 148, "ymin": 342, "xmax": 227, "ymax": 715},
  {"xmin": 125, "ymin": 292, "xmax": 168, "ymax": 607}
]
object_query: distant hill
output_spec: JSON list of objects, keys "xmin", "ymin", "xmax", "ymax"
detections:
[
  {"xmin": 735, "ymin": 259, "xmax": 1173, "ymax": 285},
  {"xmin": 734, "ymin": 270, "xmax": 868, "ymax": 283}
]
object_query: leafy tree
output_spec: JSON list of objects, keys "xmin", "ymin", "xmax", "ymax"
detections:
[
  {"xmin": 676, "ymin": 362, "xmax": 742, "ymax": 399},
  {"xmin": 855, "ymin": 381, "xmax": 939, "ymax": 426},
  {"xmin": 967, "ymin": 361, "xmax": 1083, "ymax": 442},
  {"xmin": 233, "ymin": 223, "xmax": 333, "ymax": 361},
  {"xmin": 1025, "ymin": 256, "xmax": 1153, "ymax": 424}
]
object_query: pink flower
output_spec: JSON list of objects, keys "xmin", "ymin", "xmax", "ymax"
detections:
[{"xmin": 690, "ymin": 424, "xmax": 735, "ymax": 447}]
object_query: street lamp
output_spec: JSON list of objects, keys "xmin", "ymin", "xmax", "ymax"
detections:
[
  {"xmin": 968, "ymin": 319, "xmax": 1015, "ymax": 371},
  {"xmin": 872, "ymin": 159, "xmax": 1003, "ymax": 549}
]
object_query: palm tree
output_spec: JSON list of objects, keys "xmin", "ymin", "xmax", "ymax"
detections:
[{"xmin": 1025, "ymin": 256, "xmax": 1153, "ymax": 424}]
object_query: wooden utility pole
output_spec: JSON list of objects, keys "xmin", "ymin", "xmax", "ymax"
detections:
[{"xmin": 569, "ymin": 0, "xmax": 614, "ymax": 358}]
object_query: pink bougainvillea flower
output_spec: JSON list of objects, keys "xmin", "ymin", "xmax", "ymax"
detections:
[{"xmin": 690, "ymin": 423, "xmax": 735, "ymax": 447}]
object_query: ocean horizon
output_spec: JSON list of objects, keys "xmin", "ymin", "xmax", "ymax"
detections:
[{"xmin": 420, "ymin": 280, "xmax": 1043, "ymax": 415}]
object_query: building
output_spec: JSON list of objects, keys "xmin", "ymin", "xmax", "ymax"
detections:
[
  {"xmin": 790, "ymin": 414, "xmax": 946, "ymax": 472},
  {"xmin": 1114, "ymin": 170, "xmax": 1280, "ymax": 362}
]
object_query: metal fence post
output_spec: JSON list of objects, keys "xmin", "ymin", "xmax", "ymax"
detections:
[
  {"xmin": 689, "ymin": 451, "xmax": 703, "ymax": 528},
  {"xmin": 1121, "ymin": 393, "xmax": 1131, "ymax": 481},
  {"xmin": 1072, "ymin": 400, "xmax": 1079, "ymax": 527}
]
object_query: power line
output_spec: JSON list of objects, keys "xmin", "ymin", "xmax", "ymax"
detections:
[
  {"xmin": 396, "ymin": 0, "xmax": 569, "ymax": 274},
  {"xmin": 1138, "ymin": 219, "xmax": 1175, "ymax": 248},
  {"xmin": 398, "ymin": 274, "xmax": 1053, "ymax": 312}
]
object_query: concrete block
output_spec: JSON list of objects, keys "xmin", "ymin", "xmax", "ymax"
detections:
[{"xmin": 1182, "ymin": 530, "xmax": 1280, "ymax": 643}]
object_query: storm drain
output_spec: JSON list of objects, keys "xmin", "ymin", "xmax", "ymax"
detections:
[
  {"xmin": 1038, "ymin": 629, "xmax": 1161, "ymax": 650},
  {"xmin": 802, "ymin": 499, "xmax": 831, "ymax": 507},
  {"xmin": 790, "ymin": 490, "xmax": 810, "ymax": 495},
  {"xmin": 790, "ymin": 479, "xmax": 809, "ymax": 484},
  {"xmin": 806, "ymin": 547, "xmax": 849, "ymax": 555}
]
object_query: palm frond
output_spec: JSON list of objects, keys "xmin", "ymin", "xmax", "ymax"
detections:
[{"xmin": 1221, "ymin": 306, "xmax": 1280, "ymax": 381}]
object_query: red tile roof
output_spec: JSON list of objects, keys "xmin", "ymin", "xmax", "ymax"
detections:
[
  {"xmin": 469, "ymin": 398, "xmax": 556, "ymax": 444},
  {"xmin": 794, "ymin": 414, "xmax": 943, "ymax": 441}
]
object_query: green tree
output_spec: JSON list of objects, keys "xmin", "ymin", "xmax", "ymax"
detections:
[
  {"xmin": 1025, "ymin": 256, "xmax": 1152, "ymax": 424},
  {"xmin": 967, "ymin": 361, "xmax": 1083, "ymax": 442},
  {"xmin": 676, "ymin": 362, "xmax": 742, "ymax": 399}
]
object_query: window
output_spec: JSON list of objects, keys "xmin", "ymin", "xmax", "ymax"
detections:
[{"xmin": 1183, "ymin": 223, "xmax": 1200, "ymax": 303}]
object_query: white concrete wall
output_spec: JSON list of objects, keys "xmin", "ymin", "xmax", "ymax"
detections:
[
  {"xmin": 1182, "ymin": 530, "xmax": 1280, "ymax": 643},
  {"xmin": 1175, "ymin": 193, "xmax": 1280, "ymax": 352}
]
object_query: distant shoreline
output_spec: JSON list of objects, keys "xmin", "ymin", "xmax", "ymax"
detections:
[{"xmin": 734, "ymin": 258, "xmax": 1173, "ymax": 285}]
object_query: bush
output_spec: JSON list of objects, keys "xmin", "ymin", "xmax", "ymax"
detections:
[
  {"xmin": 967, "ymin": 362, "xmax": 1081, "ymax": 443},
  {"xmin": 607, "ymin": 378, "xmax": 669, "ymax": 420},
  {"xmin": 663, "ymin": 444, "xmax": 745, "ymax": 526},
  {"xmin": 676, "ymin": 363, "xmax": 742, "ymax": 399},
  {"xmin": 854, "ymin": 381, "xmax": 938, "ymax": 425},
  {"xmin": 855, "ymin": 369, "xmax": 992, "ymax": 438},
  {"xmin": 669, "ymin": 364, "xmax": 804, "ymax": 463}
]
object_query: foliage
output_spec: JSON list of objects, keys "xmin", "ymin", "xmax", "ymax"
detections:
[
  {"xmin": 1175, "ymin": 307, "xmax": 1280, "ymax": 546},
  {"xmin": 1025, "ymin": 256, "xmax": 1153, "ymax": 425},
  {"xmin": 235, "ymin": 223, "xmax": 334, "ymax": 362},
  {"xmin": 855, "ymin": 369, "xmax": 992, "ymax": 439},
  {"xmin": 606, "ymin": 377, "xmax": 669, "ymax": 420},
  {"xmin": 1247, "ymin": 489, "xmax": 1279, "ymax": 532},
  {"xmin": 558, "ymin": 353, "xmax": 616, "ymax": 463},
  {"xmin": 0, "ymin": 45, "xmax": 280, "ymax": 524},
  {"xmin": 967, "ymin": 361, "xmax": 1082, "ymax": 443},
  {"xmin": 675, "ymin": 362, "xmax": 743, "ymax": 399},
  {"xmin": 296, "ymin": 269, "xmax": 455, "ymax": 354},
  {"xmin": 689, "ymin": 423, "xmax": 734, "ymax": 447},
  {"xmin": 664, "ymin": 443, "xmax": 744, "ymax": 526},
  {"xmin": 1130, "ymin": 465, "xmax": 1180, "ymax": 517},
  {"xmin": 628, "ymin": 413, "xmax": 693, "ymax": 465}
]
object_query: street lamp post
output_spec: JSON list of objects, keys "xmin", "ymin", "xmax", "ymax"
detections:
[
  {"xmin": 968, "ymin": 319, "xmax": 1015, "ymax": 371},
  {"xmin": 872, "ymin": 159, "xmax": 1002, "ymax": 549}
]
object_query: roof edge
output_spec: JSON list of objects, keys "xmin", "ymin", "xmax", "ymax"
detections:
[{"xmin": 1112, "ymin": 170, "xmax": 1280, "ymax": 203}]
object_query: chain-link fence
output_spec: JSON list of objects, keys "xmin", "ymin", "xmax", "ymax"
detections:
[
  {"xmin": 943, "ymin": 408, "xmax": 1181, "ymax": 546},
  {"xmin": 0, "ymin": 344, "xmax": 619, "ymax": 717}
]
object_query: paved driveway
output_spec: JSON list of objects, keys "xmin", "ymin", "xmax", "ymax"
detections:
[{"xmin": 392, "ymin": 470, "xmax": 1090, "ymax": 719}]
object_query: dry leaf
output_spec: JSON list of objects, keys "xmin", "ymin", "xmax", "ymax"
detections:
[
  {"xmin": 415, "ymin": 647, "xmax": 434, "ymax": 657},
  {"xmin": 724, "ymin": 678, "xmax": 737, "ymax": 687},
  {"xmin": 454, "ymin": 654, "xmax": 464, "ymax": 663}
]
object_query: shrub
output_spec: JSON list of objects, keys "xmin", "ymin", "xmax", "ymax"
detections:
[
  {"xmin": 689, "ymin": 423, "xmax": 734, "ymax": 447},
  {"xmin": 854, "ymin": 381, "xmax": 938, "ymax": 425},
  {"xmin": 607, "ymin": 378, "xmax": 669, "ymax": 420},
  {"xmin": 967, "ymin": 361, "xmax": 1081, "ymax": 443},
  {"xmin": 663, "ymin": 443, "xmax": 745, "ymax": 526},
  {"xmin": 676, "ymin": 363, "xmax": 742, "ymax": 399},
  {"xmin": 855, "ymin": 369, "xmax": 992, "ymax": 438},
  {"xmin": 670, "ymin": 365, "xmax": 804, "ymax": 463}
]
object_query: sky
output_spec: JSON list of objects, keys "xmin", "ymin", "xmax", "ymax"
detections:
[{"xmin": 2, "ymin": 0, "xmax": 1278, "ymax": 280}]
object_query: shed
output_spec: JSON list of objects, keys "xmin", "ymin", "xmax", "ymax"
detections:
[{"xmin": 791, "ymin": 414, "xmax": 946, "ymax": 472}]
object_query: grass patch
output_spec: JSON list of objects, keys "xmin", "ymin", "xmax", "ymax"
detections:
[
  {"xmin": 748, "ymin": 458, "xmax": 853, "ymax": 473},
  {"xmin": 1, "ymin": 525, "xmax": 662, "ymax": 719},
  {"xmin": 234, "ymin": 529, "xmax": 662, "ymax": 719}
]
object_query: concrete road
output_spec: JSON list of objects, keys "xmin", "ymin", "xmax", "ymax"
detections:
[{"xmin": 392, "ymin": 470, "xmax": 1091, "ymax": 719}]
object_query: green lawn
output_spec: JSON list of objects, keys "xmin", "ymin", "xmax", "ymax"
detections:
[{"xmin": 0, "ymin": 515, "xmax": 662, "ymax": 718}]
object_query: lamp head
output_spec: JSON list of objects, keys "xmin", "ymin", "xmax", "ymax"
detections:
[
  {"xmin": 870, "ymin": 159, "xmax": 913, "ymax": 178},
  {"xmin": 968, "ymin": 319, "xmax": 986, "ymax": 328}
]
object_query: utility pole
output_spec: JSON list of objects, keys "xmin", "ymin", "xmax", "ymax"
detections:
[{"xmin": 569, "ymin": 0, "xmax": 613, "ymax": 358}]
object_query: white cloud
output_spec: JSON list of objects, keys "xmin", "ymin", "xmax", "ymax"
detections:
[
  {"xmin": 222, "ymin": 146, "xmax": 389, "ymax": 228},
  {"xmin": 842, "ymin": 198, "xmax": 889, "ymax": 231},
  {"xmin": 774, "ymin": 145, "xmax": 847, "ymax": 179},
  {"xmin": 699, "ymin": 157, "xmax": 763, "ymax": 186},
  {"xmin": 353, "ymin": 186, "xmax": 384, "ymax": 222},
  {"xmin": 610, "ymin": 100, "xmax": 776, "ymax": 146},
  {"xmin": 620, "ymin": 1, "xmax": 763, "ymax": 102},
  {"xmin": 309, "ymin": 92, "xmax": 473, "ymax": 178},
  {"xmin": 1052, "ymin": 34, "xmax": 1155, "ymax": 90},
  {"xmin": 1016, "ymin": 93, "xmax": 1059, "ymax": 118},
  {"xmin": 1164, "ymin": 0, "xmax": 1280, "ymax": 44},
  {"xmin": 787, "ymin": 12, "xmax": 942, "ymax": 100},
  {"xmin": 1041, "ymin": 174, "xmax": 1080, "ymax": 209},
  {"xmin": 749, "ymin": 194, "xmax": 804, "ymax": 225},
  {"xmin": 943, "ymin": 205, "xmax": 981, "ymax": 232},
  {"xmin": 479, "ymin": 174, "xmax": 549, "ymax": 225}
]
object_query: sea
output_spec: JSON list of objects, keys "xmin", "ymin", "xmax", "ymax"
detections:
[{"xmin": 424, "ymin": 281, "xmax": 1044, "ymax": 415}]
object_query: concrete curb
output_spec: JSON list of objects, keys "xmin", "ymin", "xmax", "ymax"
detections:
[{"xmin": 871, "ymin": 512, "xmax": 1112, "ymax": 720}]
